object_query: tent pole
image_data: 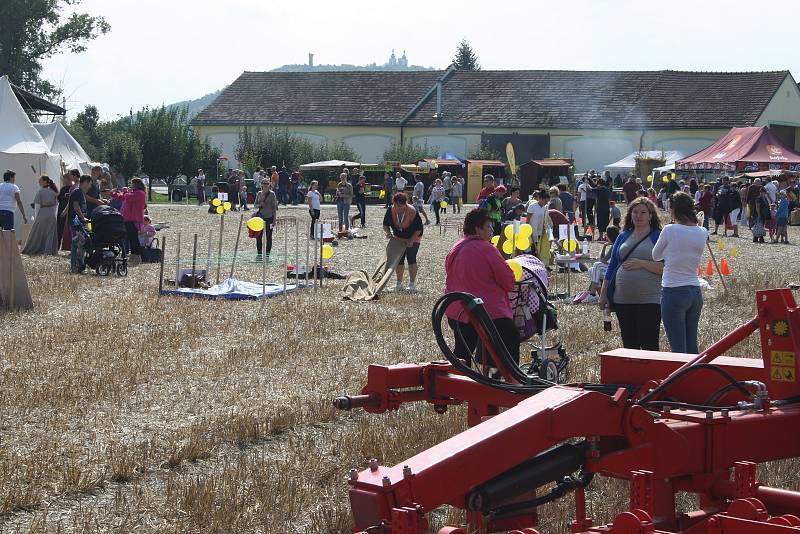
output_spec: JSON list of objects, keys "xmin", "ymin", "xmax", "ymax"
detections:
[
  {"xmin": 230, "ymin": 213, "xmax": 244, "ymax": 279},
  {"xmin": 158, "ymin": 235, "xmax": 166, "ymax": 295},
  {"xmin": 175, "ymin": 232, "xmax": 181, "ymax": 288},
  {"xmin": 191, "ymin": 233, "xmax": 198, "ymax": 289}
]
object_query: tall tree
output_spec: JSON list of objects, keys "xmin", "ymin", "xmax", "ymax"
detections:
[
  {"xmin": 132, "ymin": 105, "xmax": 191, "ymax": 200},
  {"xmin": 104, "ymin": 131, "xmax": 142, "ymax": 184},
  {"xmin": 74, "ymin": 104, "xmax": 102, "ymax": 147},
  {"xmin": 452, "ymin": 39, "xmax": 480, "ymax": 71},
  {"xmin": 0, "ymin": 0, "xmax": 110, "ymax": 99}
]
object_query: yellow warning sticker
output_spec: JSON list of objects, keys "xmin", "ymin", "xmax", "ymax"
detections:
[
  {"xmin": 771, "ymin": 351, "xmax": 796, "ymax": 366},
  {"xmin": 772, "ymin": 366, "xmax": 796, "ymax": 383}
]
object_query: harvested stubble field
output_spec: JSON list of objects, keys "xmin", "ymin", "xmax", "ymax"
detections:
[{"xmin": 2, "ymin": 202, "xmax": 800, "ymax": 533}]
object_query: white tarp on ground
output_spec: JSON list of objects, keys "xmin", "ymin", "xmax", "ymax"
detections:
[
  {"xmin": 33, "ymin": 121, "xmax": 94, "ymax": 174},
  {"xmin": 0, "ymin": 75, "xmax": 62, "ymax": 236},
  {"xmin": 298, "ymin": 160, "xmax": 362, "ymax": 170},
  {"xmin": 605, "ymin": 150, "xmax": 684, "ymax": 173}
]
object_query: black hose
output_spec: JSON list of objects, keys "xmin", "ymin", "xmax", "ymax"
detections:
[
  {"xmin": 489, "ymin": 470, "xmax": 594, "ymax": 519},
  {"xmin": 642, "ymin": 400, "xmax": 740, "ymax": 412},
  {"xmin": 637, "ymin": 363, "xmax": 752, "ymax": 405}
]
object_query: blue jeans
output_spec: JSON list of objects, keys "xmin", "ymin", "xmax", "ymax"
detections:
[
  {"xmin": 337, "ymin": 202, "xmax": 350, "ymax": 230},
  {"xmin": 0, "ymin": 210, "xmax": 13, "ymax": 230},
  {"xmin": 661, "ymin": 285, "xmax": 703, "ymax": 354}
]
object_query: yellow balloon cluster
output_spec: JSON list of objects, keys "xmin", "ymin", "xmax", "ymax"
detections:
[
  {"xmin": 506, "ymin": 259, "xmax": 523, "ymax": 282},
  {"xmin": 212, "ymin": 198, "xmax": 221, "ymax": 207},
  {"xmin": 321, "ymin": 244, "xmax": 334, "ymax": 260},
  {"xmin": 246, "ymin": 216, "xmax": 265, "ymax": 232},
  {"xmin": 564, "ymin": 239, "xmax": 578, "ymax": 252},
  {"xmin": 661, "ymin": 176, "xmax": 669, "ymax": 183},
  {"xmin": 502, "ymin": 240, "xmax": 514, "ymax": 255},
  {"xmin": 212, "ymin": 197, "xmax": 232, "ymax": 215},
  {"xmin": 515, "ymin": 235, "xmax": 531, "ymax": 250},
  {"xmin": 491, "ymin": 235, "xmax": 500, "ymax": 246}
]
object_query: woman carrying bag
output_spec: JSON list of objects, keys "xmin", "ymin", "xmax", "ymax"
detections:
[
  {"xmin": 598, "ymin": 197, "xmax": 663, "ymax": 350},
  {"xmin": 253, "ymin": 179, "xmax": 278, "ymax": 261}
]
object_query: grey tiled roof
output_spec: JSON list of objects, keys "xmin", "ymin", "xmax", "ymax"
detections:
[{"xmin": 193, "ymin": 70, "xmax": 789, "ymax": 130}]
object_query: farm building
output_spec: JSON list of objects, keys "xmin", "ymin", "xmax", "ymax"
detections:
[{"xmin": 192, "ymin": 69, "xmax": 800, "ymax": 175}]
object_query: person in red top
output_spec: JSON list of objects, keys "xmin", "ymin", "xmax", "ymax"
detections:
[
  {"xmin": 120, "ymin": 177, "xmax": 147, "ymax": 260},
  {"xmin": 698, "ymin": 184, "xmax": 714, "ymax": 230},
  {"xmin": 444, "ymin": 208, "xmax": 519, "ymax": 365},
  {"xmin": 476, "ymin": 175, "xmax": 496, "ymax": 202}
]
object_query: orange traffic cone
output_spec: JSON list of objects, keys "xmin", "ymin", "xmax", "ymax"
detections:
[
  {"xmin": 720, "ymin": 258, "xmax": 731, "ymax": 276},
  {"xmin": 706, "ymin": 260, "xmax": 714, "ymax": 276}
]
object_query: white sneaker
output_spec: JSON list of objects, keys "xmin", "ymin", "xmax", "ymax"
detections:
[{"xmin": 407, "ymin": 282, "xmax": 417, "ymax": 292}]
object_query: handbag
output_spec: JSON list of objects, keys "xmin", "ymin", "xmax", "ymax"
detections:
[{"xmin": 752, "ymin": 220, "xmax": 766, "ymax": 238}]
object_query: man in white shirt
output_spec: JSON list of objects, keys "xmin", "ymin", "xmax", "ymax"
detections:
[
  {"xmin": 0, "ymin": 170, "xmax": 28, "ymax": 230},
  {"xmin": 394, "ymin": 172, "xmax": 407, "ymax": 194},
  {"xmin": 764, "ymin": 179, "xmax": 778, "ymax": 204}
]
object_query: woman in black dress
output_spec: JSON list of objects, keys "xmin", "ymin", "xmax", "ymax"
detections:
[{"xmin": 593, "ymin": 180, "xmax": 611, "ymax": 240}]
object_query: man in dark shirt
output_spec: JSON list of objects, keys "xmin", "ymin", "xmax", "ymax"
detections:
[
  {"xmin": 622, "ymin": 176, "xmax": 640, "ymax": 204},
  {"xmin": 278, "ymin": 167, "xmax": 290, "ymax": 204},
  {"xmin": 557, "ymin": 183, "xmax": 575, "ymax": 222},
  {"xmin": 87, "ymin": 165, "xmax": 108, "ymax": 215}
]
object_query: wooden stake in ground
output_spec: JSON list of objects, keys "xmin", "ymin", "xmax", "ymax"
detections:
[
  {"xmin": 283, "ymin": 218, "xmax": 289, "ymax": 296},
  {"xmin": 294, "ymin": 215, "xmax": 299, "ymax": 292},
  {"xmin": 305, "ymin": 222, "xmax": 310, "ymax": 287},
  {"xmin": 229, "ymin": 213, "xmax": 244, "ymax": 279},
  {"xmin": 7, "ymin": 231, "xmax": 14, "ymax": 310},
  {"xmin": 205, "ymin": 229, "xmax": 212, "ymax": 281},
  {"xmin": 190, "ymin": 233, "xmax": 198, "ymax": 289},
  {"xmin": 261, "ymin": 223, "xmax": 267, "ymax": 298},
  {"xmin": 158, "ymin": 235, "xmax": 166, "ymax": 294},
  {"xmin": 175, "ymin": 232, "xmax": 182, "ymax": 288},
  {"xmin": 216, "ymin": 213, "xmax": 224, "ymax": 284},
  {"xmin": 706, "ymin": 240, "xmax": 728, "ymax": 294}
]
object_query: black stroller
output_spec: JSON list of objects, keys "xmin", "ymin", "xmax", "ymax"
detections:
[{"xmin": 85, "ymin": 206, "xmax": 128, "ymax": 276}]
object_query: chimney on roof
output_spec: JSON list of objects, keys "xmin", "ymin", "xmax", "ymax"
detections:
[
  {"xmin": 434, "ymin": 81, "xmax": 443, "ymax": 120},
  {"xmin": 308, "ymin": 53, "xmax": 314, "ymax": 67}
]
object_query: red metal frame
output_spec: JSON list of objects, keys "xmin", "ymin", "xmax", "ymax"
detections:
[{"xmin": 337, "ymin": 289, "xmax": 800, "ymax": 533}]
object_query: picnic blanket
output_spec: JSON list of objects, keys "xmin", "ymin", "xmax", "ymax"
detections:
[{"xmin": 342, "ymin": 238, "xmax": 407, "ymax": 301}]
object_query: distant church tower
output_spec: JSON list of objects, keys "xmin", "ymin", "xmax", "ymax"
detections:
[
  {"xmin": 400, "ymin": 50, "xmax": 408, "ymax": 67},
  {"xmin": 388, "ymin": 49, "xmax": 397, "ymax": 67}
]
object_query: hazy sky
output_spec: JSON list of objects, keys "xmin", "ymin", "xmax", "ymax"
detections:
[{"xmin": 42, "ymin": 0, "xmax": 800, "ymax": 120}]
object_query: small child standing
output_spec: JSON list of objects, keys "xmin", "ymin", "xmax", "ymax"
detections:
[
  {"xmin": 240, "ymin": 184, "xmax": 249, "ymax": 210},
  {"xmin": 776, "ymin": 190, "xmax": 790, "ymax": 244},
  {"xmin": 138, "ymin": 215, "xmax": 157, "ymax": 248},
  {"xmin": 208, "ymin": 185, "xmax": 219, "ymax": 213},
  {"xmin": 610, "ymin": 201, "xmax": 621, "ymax": 227},
  {"xmin": 767, "ymin": 203, "xmax": 778, "ymax": 243}
]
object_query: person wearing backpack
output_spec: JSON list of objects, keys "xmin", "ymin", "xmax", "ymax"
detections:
[{"xmin": 598, "ymin": 197, "xmax": 663, "ymax": 350}]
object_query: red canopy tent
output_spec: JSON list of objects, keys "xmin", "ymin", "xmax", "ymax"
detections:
[{"xmin": 676, "ymin": 126, "xmax": 800, "ymax": 173}]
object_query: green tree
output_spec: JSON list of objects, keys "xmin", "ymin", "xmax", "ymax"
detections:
[
  {"xmin": 104, "ymin": 131, "xmax": 141, "ymax": 183},
  {"xmin": 235, "ymin": 127, "xmax": 359, "ymax": 172},
  {"xmin": 131, "ymin": 105, "xmax": 191, "ymax": 200},
  {"xmin": 74, "ymin": 105, "xmax": 102, "ymax": 147},
  {"xmin": 468, "ymin": 142, "xmax": 501, "ymax": 161},
  {"xmin": 63, "ymin": 120, "xmax": 102, "ymax": 161},
  {"xmin": 382, "ymin": 140, "xmax": 437, "ymax": 164},
  {"xmin": 0, "ymin": 0, "xmax": 110, "ymax": 99},
  {"xmin": 452, "ymin": 39, "xmax": 480, "ymax": 71}
]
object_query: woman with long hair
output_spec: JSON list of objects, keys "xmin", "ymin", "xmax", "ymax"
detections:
[
  {"xmin": 598, "ymin": 197, "xmax": 664, "ymax": 350},
  {"xmin": 652, "ymin": 192, "xmax": 708, "ymax": 354},
  {"xmin": 120, "ymin": 178, "xmax": 147, "ymax": 261},
  {"xmin": 22, "ymin": 176, "xmax": 59, "ymax": 255}
]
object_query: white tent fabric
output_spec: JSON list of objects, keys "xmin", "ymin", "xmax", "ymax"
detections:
[
  {"xmin": 33, "ymin": 122, "xmax": 94, "ymax": 174},
  {"xmin": 298, "ymin": 159, "xmax": 362, "ymax": 170},
  {"xmin": 0, "ymin": 75, "xmax": 62, "ymax": 236},
  {"xmin": 605, "ymin": 150, "xmax": 684, "ymax": 173}
]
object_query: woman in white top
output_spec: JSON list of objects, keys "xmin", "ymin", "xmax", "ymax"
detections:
[
  {"xmin": 306, "ymin": 180, "xmax": 322, "ymax": 238},
  {"xmin": 22, "ymin": 176, "xmax": 59, "ymax": 255},
  {"xmin": 652, "ymin": 191, "xmax": 708, "ymax": 354}
]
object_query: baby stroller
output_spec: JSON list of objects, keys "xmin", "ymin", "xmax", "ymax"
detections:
[
  {"xmin": 85, "ymin": 205, "xmax": 128, "ymax": 276},
  {"xmin": 509, "ymin": 254, "xmax": 570, "ymax": 383}
]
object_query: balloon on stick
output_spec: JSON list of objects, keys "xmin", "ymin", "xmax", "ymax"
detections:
[
  {"xmin": 216, "ymin": 206, "xmax": 224, "ymax": 214},
  {"xmin": 515, "ymin": 235, "xmax": 531, "ymax": 250},
  {"xmin": 321, "ymin": 244, "xmax": 334, "ymax": 260},
  {"xmin": 223, "ymin": 201, "xmax": 232, "ymax": 211},
  {"xmin": 212, "ymin": 198, "xmax": 221, "ymax": 207},
  {"xmin": 246, "ymin": 217, "xmax": 265, "ymax": 232},
  {"xmin": 506, "ymin": 259, "xmax": 523, "ymax": 282},
  {"xmin": 440, "ymin": 201, "xmax": 448, "ymax": 209},
  {"xmin": 502, "ymin": 240, "xmax": 514, "ymax": 255},
  {"xmin": 518, "ymin": 223, "xmax": 533, "ymax": 238},
  {"xmin": 564, "ymin": 239, "xmax": 578, "ymax": 252},
  {"xmin": 504, "ymin": 224, "xmax": 515, "ymax": 239},
  {"xmin": 490, "ymin": 235, "xmax": 500, "ymax": 246}
]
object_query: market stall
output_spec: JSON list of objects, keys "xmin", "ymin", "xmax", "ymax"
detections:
[
  {"xmin": 465, "ymin": 159, "xmax": 506, "ymax": 202},
  {"xmin": 518, "ymin": 159, "xmax": 573, "ymax": 200}
]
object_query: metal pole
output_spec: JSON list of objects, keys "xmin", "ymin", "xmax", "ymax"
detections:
[
  {"xmin": 175, "ymin": 232, "xmax": 181, "ymax": 288},
  {"xmin": 262, "ymin": 225, "xmax": 267, "ymax": 297},
  {"xmin": 305, "ymin": 218, "xmax": 310, "ymax": 287},
  {"xmin": 283, "ymin": 217, "xmax": 288, "ymax": 295},
  {"xmin": 216, "ymin": 213, "xmax": 224, "ymax": 284},
  {"xmin": 190, "ymin": 233, "xmax": 198, "ymax": 289},
  {"xmin": 320, "ymin": 222, "xmax": 325, "ymax": 288},
  {"xmin": 158, "ymin": 235, "xmax": 166, "ymax": 295},
  {"xmin": 230, "ymin": 213, "xmax": 244, "ymax": 279},
  {"xmin": 294, "ymin": 215, "xmax": 299, "ymax": 290},
  {"xmin": 205, "ymin": 229, "xmax": 212, "ymax": 282},
  {"xmin": 7, "ymin": 232, "xmax": 14, "ymax": 310},
  {"xmin": 313, "ymin": 222, "xmax": 320, "ymax": 290}
]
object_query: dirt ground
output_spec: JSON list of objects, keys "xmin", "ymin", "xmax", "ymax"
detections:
[{"xmin": 2, "ymin": 202, "xmax": 799, "ymax": 533}]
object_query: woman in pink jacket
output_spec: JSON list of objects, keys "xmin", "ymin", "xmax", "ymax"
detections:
[
  {"xmin": 120, "ymin": 177, "xmax": 147, "ymax": 259},
  {"xmin": 445, "ymin": 208, "xmax": 519, "ymax": 365}
]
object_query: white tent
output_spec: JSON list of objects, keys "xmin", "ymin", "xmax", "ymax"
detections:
[
  {"xmin": 605, "ymin": 150, "xmax": 684, "ymax": 175},
  {"xmin": 33, "ymin": 121, "xmax": 94, "ymax": 175},
  {"xmin": 0, "ymin": 75, "xmax": 62, "ymax": 236},
  {"xmin": 298, "ymin": 159, "xmax": 362, "ymax": 170}
]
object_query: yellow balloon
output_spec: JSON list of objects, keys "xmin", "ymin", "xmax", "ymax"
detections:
[
  {"xmin": 661, "ymin": 176, "xmax": 669, "ymax": 183},
  {"xmin": 379, "ymin": 190, "xmax": 386, "ymax": 199},
  {"xmin": 216, "ymin": 206, "xmax": 224, "ymax": 214},
  {"xmin": 490, "ymin": 235, "xmax": 500, "ymax": 246},
  {"xmin": 731, "ymin": 246, "xmax": 737, "ymax": 258},
  {"xmin": 518, "ymin": 224, "xmax": 533, "ymax": 239},
  {"xmin": 504, "ymin": 224, "xmax": 515, "ymax": 239},
  {"xmin": 321, "ymin": 244, "xmax": 334, "ymax": 260},
  {"xmin": 671, "ymin": 172, "xmax": 677, "ymax": 180},
  {"xmin": 646, "ymin": 175, "xmax": 653, "ymax": 182},
  {"xmin": 86, "ymin": 222, "xmax": 92, "ymax": 231},
  {"xmin": 440, "ymin": 201, "xmax": 448, "ymax": 209},
  {"xmin": 502, "ymin": 240, "xmax": 514, "ymax": 255},
  {"xmin": 515, "ymin": 235, "xmax": 531, "ymax": 250},
  {"xmin": 506, "ymin": 259, "xmax": 523, "ymax": 282},
  {"xmin": 246, "ymin": 216, "xmax": 265, "ymax": 232},
  {"xmin": 564, "ymin": 239, "xmax": 578, "ymax": 252},
  {"xmin": 223, "ymin": 201, "xmax": 232, "ymax": 211},
  {"xmin": 212, "ymin": 198, "xmax": 221, "ymax": 207}
]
